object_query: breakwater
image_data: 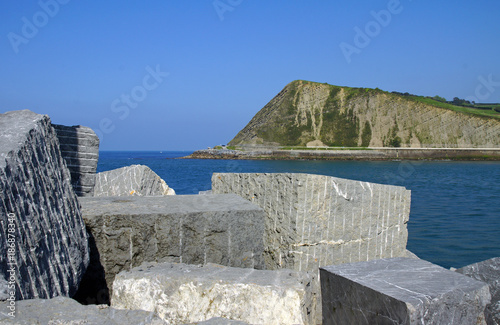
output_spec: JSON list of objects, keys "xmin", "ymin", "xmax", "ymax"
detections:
[
  {"xmin": 185, "ymin": 147, "xmax": 500, "ymax": 160},
  {"xmin": 1, "ymin": 110, "xmax": 499, "ymax": 324}
]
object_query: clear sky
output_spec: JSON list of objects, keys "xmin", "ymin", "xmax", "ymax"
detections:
[{"xmin": 1, "ymin": 1, "xmax": 499, "ymax": 150}]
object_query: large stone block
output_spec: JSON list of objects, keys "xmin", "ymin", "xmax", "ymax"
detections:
[
  {"xmin": 457, "ymin": 257, "xmax": 500, "ymax": 325},
  {"xmin": 0, "ymin": 296, "xmax": 166, "ymax": 324},
  {"xmin": 212, "ymin": 173, "xmax": 411, "ymax": 271},
  {"xmin": 112, "ymin": 262, "xmax": 319, "ymax": 325},
  {"xmin": 0, "ymin": 110, "xmax": 89, "ymax": 300},
  {"xmin": 77, "ymin": 194, "xmax": 266, "ymax": 304},
  {"xmin": 93, "ymin": 164, "xmax": 175, "ymax": 196},
  {"xmin": 188, "ymin": 318, "xmax": 249, "ymax": 324},
  {"xmin": 320, "ymin": 257, "xmax": 491, "ymax": 325},
  {"xmin": 52, "ymin": 124, "xmax": 99, "ymax": 197}
]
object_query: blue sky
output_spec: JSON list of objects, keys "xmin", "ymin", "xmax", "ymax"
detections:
[{"xmin": 1, "ymin": 1, "xmax": 499, "ymax": 150}]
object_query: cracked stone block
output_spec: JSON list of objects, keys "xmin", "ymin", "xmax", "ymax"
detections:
[
  {"xmin": 53, "ymin": 124, "xmax": 99, "ymax": 197},
  {"xmin": 212, "ymin": 173, "xmax": 411, "ymax": 271},
  {"xmin": 93, "ymin": 164, "xmax": 175, "ymax": 196},
  {"xmin": 320, "ymin": 257, "xmax": 491, "ymax": 325},
  {"xmin": 0, "ymin": 110, "xmax": 89, "ymax": 300},
  {"xmin": 111, "ymin": 262, "xmax": 319, "ymax": 325},
  {"xmin": 0, "ymin": 296, "xmax": 167, "ymax": 324},
  {"xmin": 456, "ymin": 257, "xmax": 500, "ymax": 325},
  {"xmin": 76, "ymin": 194, "xmax": 266, "ymax": 304}
]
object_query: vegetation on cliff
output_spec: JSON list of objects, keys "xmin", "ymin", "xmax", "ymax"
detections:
[{"xmin": 229, "ymin": 80, "xmax": 500, "ymax": 148}]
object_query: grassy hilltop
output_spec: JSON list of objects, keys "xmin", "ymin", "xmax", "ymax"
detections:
[{"xmin": 229, "ymin": 80, "xmax": 500, "ymax": 148}]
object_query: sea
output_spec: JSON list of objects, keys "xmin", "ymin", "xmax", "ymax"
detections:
[{"xmin": 97, "ymin": 151, "xmax": 500, "ymax": 269}]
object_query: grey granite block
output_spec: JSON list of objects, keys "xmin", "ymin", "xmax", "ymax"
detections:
[
  {"xmin": 188, "ymin": 318, "xmax": 249, "ymax": 324},
  {"xmin": 53, "ymin": 124, "xmax": 99, "ymax": 197},
  {"xmin": 0, "ymin": 110, "xmax": 89, "ymax": 300},
  {"xmin": 0, "ymin": 296, "xmax": 166, "ymax": 324},
  {"xmin": 457, "ymin": 257, "xmax": 500, "ymax": 325},
  {"xmin": 77, "ymin": 194, "xmax": 266, "ymax": 303},
  {"xmin": 93, "ymin": 164, "xmax": 175, "ymax": 196},
  {"xmin": 112, "ymin": 262, "xmax": 319, "ymax": 325},
  {"xmin": 320, "ymin": 257, "xmax": 491, "ymax": 325},
  {"xmin": 212, "ymin": 173, "xmax": 411, "ymax": 272},
  {"xmin": 0, "ymin": 276, "xmax": 9, "ymax": 300}
]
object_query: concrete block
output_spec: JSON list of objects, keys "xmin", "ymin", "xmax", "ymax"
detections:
[
  {"xmin": 112, "ymin": 262, "xmax": 319, "ymax": 325},
  {"xmin": 212, "ymin": 173, "xmax": 411, "ymax": 271},
  {"xmin": 77, "ymin": 194, "xmax": 266, "ymax": 303},
  {"xmin": 0, "ymin": 296, "xmax": 166, "ymax": 324},
  {"xmin": 53, "ymin": 124, "xmax": 99, "ymax": 197},
  {"xmin": 0, "ymin": 110, "xmax": 89, "ymax": 300},
  {"xmin": 93, "ymin": 164, "xmax": 175, "ymax": 196},
  {"xmin": 320, "ymin": 257, "xmax": 491, "ymax": 325},
  {"xmin": 457, "ymin": 257, "xmax": 500, "ymax": 325},
  {"xmin": 187, "ymin": 318, "xmax": 249, "ymax": 324}
]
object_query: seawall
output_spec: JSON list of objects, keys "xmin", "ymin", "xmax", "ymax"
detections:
[{"xmin": 185, "ymin": 147, "xmax": 500, "ymax": 160}]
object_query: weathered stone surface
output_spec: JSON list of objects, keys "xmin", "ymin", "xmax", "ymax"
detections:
[
  {"xmin": 112, "ymin": 262, "xmax": 319, "ymax": 325},
  {"xmin": 188, "ymin": 318, "xmax": 249, "ymax": 325},
  {"xmin": 212, "ymin": 173, "xmax": 411, "ymax": 271},
  {"xmin": 53, "ymin": 124, "xmax": 99, "ymax": 197},
  {"xmin": 77, "ymin": 194, "xmax": 266, "ymax": 304},
  {"xmin": 0, "ymin": 296, "xmax": 166, "ymax": 324},
  {"xmin": 0, "ymin": 276, "xmax": 9, "ymax": 300},
  {"xmin": 93, "ymin": 164, "xmax": 175, "ymax": 196},
  {"xmin": 405, "ymin": 249, "xmax": 420, "ymax": 259},
  {"xmin": 320, "ymin": 257, "xmax": 491, "ymax": 325},
  {"xmin": 457, "ymin": 257, "xmax": 500, "ymax": 325},
  {"xmin": 0, "ymin": 110, "xmax": 89, "ymax": 300}
]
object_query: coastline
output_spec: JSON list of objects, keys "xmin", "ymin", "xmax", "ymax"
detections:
[{"xmin": 183, "ymin": 147, "xmax": 500, "ymax": 161}]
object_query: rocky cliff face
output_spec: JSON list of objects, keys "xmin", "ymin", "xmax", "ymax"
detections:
[
  {"xmin": 229, "ymin": 80, "xmax": 500, "ymax": 148},
  {"xmin": 0, "ymin": 110, "xmax": 89, "ymax": 300}
]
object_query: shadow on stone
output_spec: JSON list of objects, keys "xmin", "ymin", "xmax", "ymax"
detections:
[
  {"xmin": 72, "ymin": 227, "xmax": 110, "ymax": 305},
  {"xmin": 52, "ymin": 124, "xmax": 99, "ymax": 197}
]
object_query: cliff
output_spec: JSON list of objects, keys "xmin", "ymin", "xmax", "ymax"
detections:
[{"xmin": 229, "ymin": 80, "xmax": 500, "ymax": 148}]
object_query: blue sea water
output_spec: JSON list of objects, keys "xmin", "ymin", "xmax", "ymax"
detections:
[{"xmin": 97, "ymin": 151, "xmax": 500, "ymax": 269}]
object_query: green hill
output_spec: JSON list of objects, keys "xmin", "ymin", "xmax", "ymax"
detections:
[{"xmin": 229, "ymin": 80, "xmax": 500, "ymax": 148}]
